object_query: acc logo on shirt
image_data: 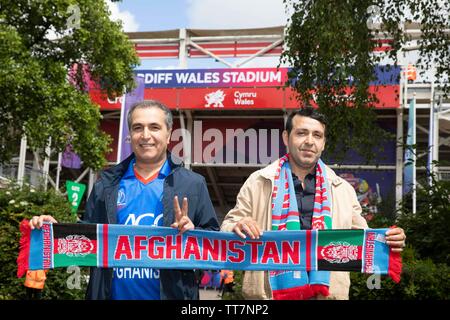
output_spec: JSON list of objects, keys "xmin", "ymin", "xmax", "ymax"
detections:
[
  {"xmin": 117, "ymin": 189, "xmax": 126, "ymax": 207},
  {"xmin": 124, "ymin": 213, "xmax": 163, "ymax": 226}
]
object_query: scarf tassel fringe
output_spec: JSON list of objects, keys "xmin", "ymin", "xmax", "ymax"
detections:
[
  {"xmin": 273, "ymin": 284, "xmax": 330, "ymax": 300},
  {"xmin": 17, "ymin": 219, "xmax": 31, "ymax": 278},
  {"xmin": 387, "ymin": 225, "xmax": 402, "ymax": 283},
  {"xmin": 388, "ymin": 251, "xmax": 402, "ymax": 283}
]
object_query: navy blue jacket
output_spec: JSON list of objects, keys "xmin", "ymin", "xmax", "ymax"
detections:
[{"xmin": 84, "ymin": 153, "xmax": 219, "ymax": 300}]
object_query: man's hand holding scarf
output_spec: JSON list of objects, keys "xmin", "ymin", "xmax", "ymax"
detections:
[
  {"xmin": 386, "ymin": 227, "xmax": 406, "ymax": 252},
  {"xmin": 233, "ymin": 217, "xmax": 263, "ymax": 240}
]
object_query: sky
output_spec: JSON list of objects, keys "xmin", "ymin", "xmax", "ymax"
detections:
[
  {"xmin": 109, "ymin": 0, "xmax": 288, "ymax": 32},
  {"xmin": 106, "ymin": 0, "xmax": 433, "ymax": 81},
  {"xmin": 107, "ymin": 0, "xmax": 289, "ymax": 70}
]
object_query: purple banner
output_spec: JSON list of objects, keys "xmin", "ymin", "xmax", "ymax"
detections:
[
  {"xmin": 61, "ymin": 145, "xmax": 82, "ymax": 169},
  {"xmin": 136, "ymin": 68, "xmax": 287, "ymax": 88},
  {"xmin": 134, "ymin": 66, "xmax": 400, "ymax": 89},
  {"xmin": 119, "ymin": 76, "xmax": 145, "ymax": 162}
]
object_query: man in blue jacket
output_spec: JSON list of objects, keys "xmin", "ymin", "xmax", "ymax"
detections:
[{"xmin": 30, "ymin": 100, "xmax": 219, "ymax": 300}]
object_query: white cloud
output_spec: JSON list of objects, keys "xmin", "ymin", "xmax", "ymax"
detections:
[
  {"xmin": 236, "ymin": 56, "xmax": 285, "ymax": 68},
  {"xmin": 187, "ymin": 0, "xmax": 289, "ymax": 29},
  {"xmin": 106, "ymin": 0, "xmax": 139, "ymax": 32}
]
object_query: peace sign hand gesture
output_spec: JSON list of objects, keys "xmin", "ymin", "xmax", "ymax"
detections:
[{"xmin": 171, "ymin": 196, "xmax": 194, "ymax": 234}]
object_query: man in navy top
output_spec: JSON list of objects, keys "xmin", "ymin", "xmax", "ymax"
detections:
[
  {"xmin": 30, "ymin": 100, "xmax": 219, "ymax": 299},
  {"xmin": 111, "ymin": 154, "xmax": 171, "ymax": 300}
]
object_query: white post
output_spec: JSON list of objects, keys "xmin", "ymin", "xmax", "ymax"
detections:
[
  {"xmin": 17, "ymin": 135, "xmax": 27, "ymax": 187},
  {"xmin": 433, "ymin": 95, "xmax": 442, "ymax": 177},
  {"xmin": 87, "ymin": 169, "xmax": 96, "ymax": 197},
  {"xmin": 42, "ymin": 137, "xmax": 51, "ymax": 191},
  {"xmin": 428, "ymin": 81, "xmax": 435, "ymax": 186},
  {"xmin": 179, "ymin": 28, "xmax": 188, "ymax": 69},
  {"xmin": 186, "ymin": 110, "xmax": 193, "ymax": 168},
  {"xmin": 55, "ymin": 152, "xmax": 62, "ymax": 191},
  {"xmin": 179, "ymin": 110, "xmax": 191, "ymax": 169},
  {"xmin": 412, "ymin": 93, "xmax": 417, "ymax": 215},
  {"xmin": 395, "ymin": 67, "xmax": 406, "ymax": 211},
  {"xmin": 395, "ymin": 107, "xmax": 404, "ymax": 212},
  {"xmin": 117, "ymin": 90, "xmax": 127, "ymax": 164},
  {"xmin": 31, "ymin": 151, "xmax": 40, "ymax": 187}
]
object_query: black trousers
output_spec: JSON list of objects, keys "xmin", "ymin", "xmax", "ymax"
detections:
[{"xmin": 25, "ymin": 287, "xmax": 42, "ymax": 300}]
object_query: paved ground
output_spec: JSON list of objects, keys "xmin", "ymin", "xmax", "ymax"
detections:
[{"xmin": 199, "ymin": 288, "xmax": 222, "ymax": 300}]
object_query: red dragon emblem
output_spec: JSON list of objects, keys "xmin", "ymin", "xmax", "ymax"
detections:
[
  {"xmin": 321, "ymin": 242, "xmax": 359, "ymax": 264},
  {"xmin": 57, "ymin": 235, "xmax": 94, "ymax": 257}
]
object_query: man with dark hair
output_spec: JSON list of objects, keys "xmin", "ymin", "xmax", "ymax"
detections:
[
  {"xmin": 221, "ymin": 106, "xmax": 405, "ymax": 300},
  {"xmin": 30, "ymin": 100, "xmax": 219, "ymax": 300},
  {"xmin": 284, "ymin": 107, "xmax": 328, "ymax": 137}
]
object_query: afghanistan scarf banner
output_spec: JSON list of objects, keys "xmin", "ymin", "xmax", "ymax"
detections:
[{"xmin": 17, "ymin": 221, "xmax": 401, "ymax": 283}]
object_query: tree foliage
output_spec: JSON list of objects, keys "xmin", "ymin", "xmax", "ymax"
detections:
[
  {"xmin": 0, "ymin": 183, "xmax": 88, "ymax": 299},
  {"xmin": 379, "ymin": 0, "xmax": 450, "ymax": 87},
  {"xmin": 349, "ymin": 172, "xmax": 450, "ymax": 300},
  {"xmin": 283, "ymin": 0, "xmax": 449, "ymax": 161},
  {"xmin": 350, "ymin": 246, "xmax": 450, "ymax": 300},
  {"xmin": 398, "ymin": 175, "xmax": 450, "ymax": 265},
  {"xmin": 0, "ymin": 0, "xmax": 139, "ymax": 169}
]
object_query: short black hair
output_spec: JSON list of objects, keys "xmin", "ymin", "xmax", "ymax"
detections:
[{"xmin": 285, "ymin": 106, "xmax": 327, "ymax": 136}]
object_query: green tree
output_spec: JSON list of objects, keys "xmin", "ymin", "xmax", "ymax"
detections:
[
  {"xmin": 397, "ymin": 175, "xmax": 450, "ymax": 265},
  {"xmin": 0, "ymin": 0, "xmax": 139, "ymax": 170},
  {"xmin": 349, "ymin": 172, "xmax": 450, "ymax": 300},
  {"xmin": 0, "ymin": 183, "xmax": 88, "ymax": 299},
  {"xmin": 283, "ymin": 0, "xmax": 449, "ymax": 161}
]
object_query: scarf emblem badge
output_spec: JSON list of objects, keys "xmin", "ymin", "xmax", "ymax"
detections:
[
  {"xmin": 57, "ymin": 235, "xmax": 94, "ymax": 257},
  {"xmin": 321, "ymin": 242, "xmax": 359, "ymax": 264}
]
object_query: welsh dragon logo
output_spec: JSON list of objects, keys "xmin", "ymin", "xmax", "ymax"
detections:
[
  {"xmin": 205, "ymin": 90, "xmax": 226, "ymax": 108},
  {"xmin": 321, "ymin": 241, "xmax": 359, "ymax": 264},
  {"xmin": 57, "ymin": 235, "xmax": 94, "ymax": 257}
]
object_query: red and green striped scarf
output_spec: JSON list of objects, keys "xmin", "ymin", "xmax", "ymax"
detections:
[{"xmin": 270, "ymin": 155, "xmax": 332, "ymax": 300}]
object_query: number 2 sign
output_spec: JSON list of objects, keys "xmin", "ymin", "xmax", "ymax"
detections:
[{"xmin": 66, "ymin": 180, "xmax": 86, "ymax": 216}]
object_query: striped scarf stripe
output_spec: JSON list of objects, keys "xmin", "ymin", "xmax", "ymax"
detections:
[{"xmin": 269, "ymin": 154, "xmax": 332, "ymax": 300}]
